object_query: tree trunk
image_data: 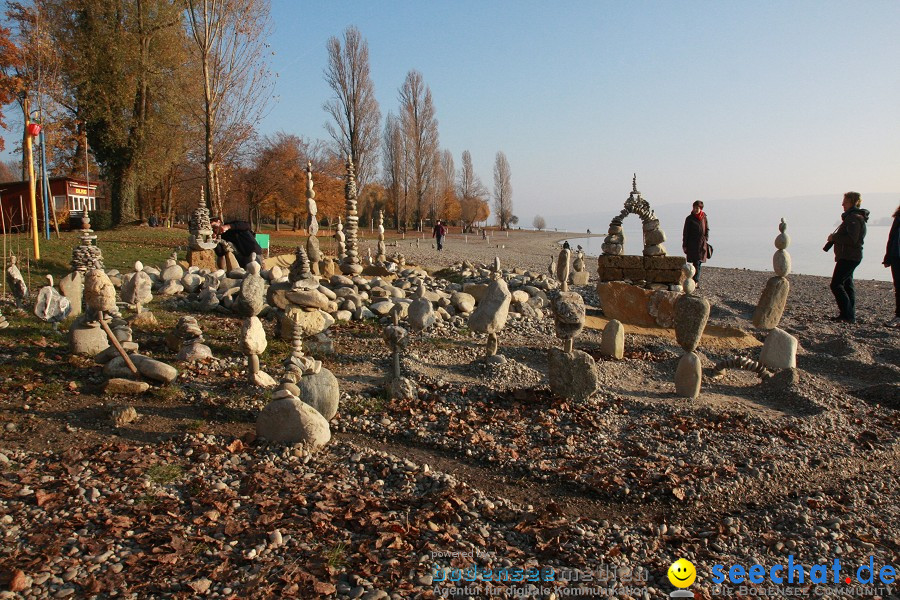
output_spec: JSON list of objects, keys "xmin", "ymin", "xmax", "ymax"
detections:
[{"xmin": 110, "ymin": 164, "xmax": 139, "ymax": 225}]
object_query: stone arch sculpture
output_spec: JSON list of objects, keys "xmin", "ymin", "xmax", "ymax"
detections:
[{"xmin": 601, "ymin": 175, "xmax": 667, "ymax": 257}]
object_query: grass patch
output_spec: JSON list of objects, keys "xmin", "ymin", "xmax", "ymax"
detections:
[
  {"xmin": 343, "ymin": 390, "xmax": 388, "ymax": 416},
  {"xmin": 146, "ymin": 463, "xmax": 183, "ymax": 485},
  {"xmin": 152, "ymin": 386, "xmax": 184, "ymax": 402},
  {"xmin": 137, "ymin": 493, "xmax": 161, "ymax": 507},
  {"xmin": 178, "ymin": 419, "xmax": 206, "ymax": 432},
  {"xmin": 324, "ymin": 542, "xmax": 348, "ymax": 570}
]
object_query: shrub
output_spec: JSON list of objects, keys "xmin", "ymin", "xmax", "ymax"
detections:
[{"xmin": 89, "ymin": 210, "xmax": 113, "ymax": 230}]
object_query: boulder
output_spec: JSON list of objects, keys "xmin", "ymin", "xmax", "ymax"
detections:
[
  {"xmin": 548, "ymin": 348, "xmax": 598, "ymax": 401},
  {"xmin": 596, "ymin": 281, "xmax": 656, "ymax": 327},
  {"xmin": 759, "ymin": 327, "xmax": 798, "ymax": 369},
  {"xmin": 450, "ymin": 292, "xmax": 476, "ymax": 313},
  {"xmin": 256, "ymin": 396, "xmax": 331, "ymax": 448},
  {"xmin": 69, "ymin": 321, "xmax": 109, "ymax": 356},
  {"xmin": 280, "ymin": 308, "xmax": 335, "ymax": 339},
  {"xmin": 58, "ymin": 271, "xmax": 84, "ymax": 317},
  {"xmin": 600, "ymin": 319, "xmax": 625, "ymax": 359},
  {"xmin": 408, "ymin": 297, "xmax": 436, "ymax": 331},
  {"xmin": 234, "ymin": 273, "xmax": 266, "ymax": 317},
  {"xmin": 296, "ymin": 368, "xmax": 340, "ymax": 421}
]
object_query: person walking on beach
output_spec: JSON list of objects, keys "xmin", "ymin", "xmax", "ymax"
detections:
[
  {"xmin": 682, "ymin": 200, "xmax": 709, "ymax": 284},
  {"xmin": 883, "ymin": 204, "xmax": 900, "ymax": 327},
  {"xmin": 827, "ymin": 191, "xmax": 869, "ymax": 324},
  {"xmin": 432, "ymin": 220, "xmax": 447, "ymax": 251}
]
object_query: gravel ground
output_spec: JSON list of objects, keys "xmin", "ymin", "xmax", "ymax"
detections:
[{"xmin": 1, "ymin": 230, "xmax": 899, "ymax": 599}]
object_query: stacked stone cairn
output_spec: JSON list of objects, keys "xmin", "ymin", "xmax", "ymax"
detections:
[
  {"xmin": 6, "ymin": 255, "xmax": 28, "ymax": 310},
  {"xmin": 256, "ymin": 376, "xmax": 331, "ymax": 449},
  {"xmin": 305, "ymin": 162, "xmax": 321, "ymax": 275},
  {"xmin": 334, "ymin": 218, "xmax": 346, "ymax": 261},
  {"xmin": 383, "ymin": 305, "xmax": 416, "ymax": 400},
  {"xmin": 571, "ymin": 246, "xmax": 589, "ymax": 286},
  {"xmin": 166, "ymin": 316, "xmax": 212, "ymax": 363},
  {"xmin": 376, "ymin": 210, "xmax": 386, "ymax": 263},
  {"xmin": 549, "ymin": 248, "xmax": 598, "ymax": 400},
  {"xmin": 158, "ymin": 253, "xmax": 186, "ymax": 296},
  {"xmin": 121, "ymin": 261, "xmax": 156, "ymax": 327},
  {"xmin": 673, "ymin": 264, "xmax": 710, "ymax": 399},
  {"xmin": 468, "ymin": 258, "xmax": 511, "ymax": 358},
  {"xmin": 187, "ymin": 205, "xmax": 218, "ymax": 270},
  {"xmin": 339, "ymin": 156, "xmax": 363, "ymax": 275},
  {"xmin": 34, "ymin": 275, "xmax": 71, "ymax": 332},
  {"xmin": 238, "ymin": 261, "xmax": 276, "ymax": 387},
  {"xmin": 754, "ymin": 219, "xmax": 797, "ymax": 370}
]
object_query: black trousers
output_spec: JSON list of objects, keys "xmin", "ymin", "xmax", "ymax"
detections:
[
  {"xmin": 892, "ymin": 262, "xmax": 900, "ymax": 317},
  {"xmin": 830, "ymin": 259, "xmax": 860, "ymax": 320}
]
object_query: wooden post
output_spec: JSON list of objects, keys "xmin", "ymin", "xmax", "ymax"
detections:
[
  {"xmin": 23, "ymin": 98, "xmax": 40, "ymax": 260},
  {"xmin": 98, "ymin": 311, "xmax": 139, "ymax": 375}
]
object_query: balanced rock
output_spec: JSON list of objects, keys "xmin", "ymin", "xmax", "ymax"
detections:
[
  {"xmin": 674, "ymin": 294, "xmax": 710, "ymax": 352},
  {"xmin": 752, "ymin": 276, "xmax": 790, "ymax": 330},
  {"xmin": 58, "ymin": 271, "xmax": 84, "ymax": 317},
  {"xmin": 408, "ymin": 297, "xmax": 436, "ymax": 331},
  {"xmin": 241, "ymin": 316, "xmax": 268, "ymax": 355},
  {"xmin": 552, "ymin": 291, "xmax": 585, "ymax": 340},
  {"xmin": 256, "ymin": 396, "xmax": 331, "ymax": 448},
  {"xmin": 468, "ymin": 278, "xmax": 511, "ymax": 334},
  {"xmin": 121, "ymin": 267, "xmax": 153, "ymax": 307},
  {"xmin": 234, "ymin": 272, "xmax": 266, "ymax": 317}
]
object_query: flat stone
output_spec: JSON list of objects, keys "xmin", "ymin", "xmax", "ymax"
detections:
[
  {"xmin": 105, "ymin": 379, "xmax": 149, "ymax": 395},
  {"xmin": 759, "ymin": 327, "xmax": 798, "ymax": 369},
  {"xmin": 548, "ymin": 348, "xmax": 598, "ymax": 401},
  {"xmin": 286, "ymin": 289, "xmax": 331, "ymax": 310},
  {"xmin": 177, "ymin": 343, "xmax": 212, "ymax": 362},
  {"xmin": 674, "ymin": 294, "xmax": 710, "ymax": 352},
  {"xmin": 675, "ymin": 351, "xmax": 702, "ymax": 399},
  {"xmin": 596, "ymin": 281, "xmax": 656, "ymax": 327},
  {"xmin": 131, "ymin": 354, "xmax": 178, "ymax": 383}
]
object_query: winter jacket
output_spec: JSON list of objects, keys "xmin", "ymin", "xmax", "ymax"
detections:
[
  {"xmin": 885, "ymin": 214, "xmax": 900, "ymax": 266},
  {"xmin": 216, "ymin": 221, "xmax": 262, "ymax": 267},
  {"xmin": 682, "ymin": 213, "xmax": 709, "ymax": 263},
  {"xmin": 832, "ymin": 208, "xmax": 869, "ymax": 262}
]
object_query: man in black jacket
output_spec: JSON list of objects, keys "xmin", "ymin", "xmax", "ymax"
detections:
[
  {"xmin": 827, "ymin": 192, "xmax": 869, "ymax": 323},
  {"xmin": 211, "ymin": 218, "xmax": 263, "ymax": 268}
]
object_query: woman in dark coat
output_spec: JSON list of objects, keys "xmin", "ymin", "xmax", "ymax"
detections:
[
  {"xmin": 828, "ymin": 192, "xmax": 869, "ymax": 324},
  {"xmin": 682, "ymin": 200, "xmax": 709, "ymax": 284},
  {"xmin": 883, "ymin": 204, "xmax": 900, "ymax": 327}
]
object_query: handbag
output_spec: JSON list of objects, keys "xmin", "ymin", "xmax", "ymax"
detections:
[{"xmin": 706, "ymin": 243, "xmax": 714, "ymax": 259}]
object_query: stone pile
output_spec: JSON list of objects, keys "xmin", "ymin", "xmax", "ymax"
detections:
[
  {"xmin": 256, "ymin": 378, "xmax": 331, "ymax": 449},
  {"xmin": 169, "ymin": 316, "xmax": 212, "ymax": 363},
  {"xmin": 571, "ymin": 246, "xmax": 589, "ymax": 286},
  {"xmin": 121, "ymin": 261, "xmax": 156, "ymax": 327},
  {"xmin": 339, "ymin": 156, "xmax": 363, "ymax": 275},
  {"xmin": 334, "ymin": 218, "xmax": 346, "ymax": 261},
  {"xmin": 6, "ymin": 256, "xmax": 28, "ymax": 310},
  {"xmin": 383, "ymin": 305, "xmax": 416, "ymax": 400},
  {"xmin": 305, "ymin": 162, "xmax": 321, "ymax": 275},
  {"xmin": 187, "ymin": 205, "xmax": 218, "ymax": 269},
  {"xmin": 376, "ymin": 210, "xmax": 386, "ymax": 263},
  {"xmin": 754, "ymin": 219, "xmax": 798, "ymax": 371},
  {"xmin": 673, "ymin": 263, "xmax": 710, "ymax": 399}
]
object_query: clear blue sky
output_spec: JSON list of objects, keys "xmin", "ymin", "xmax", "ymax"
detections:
[
  {"xmin": 265, "ymin": 0, "xmax": 900, "ymax": 224},
  {"xmin": 4, "ymin": 1, "xmax": 898, "ymax": 225}
]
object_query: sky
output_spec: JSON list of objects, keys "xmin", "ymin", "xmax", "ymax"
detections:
[
  {"xmin": 261, "ymin": 0, "xmax": 900, "ymax": 225},
  {"xmin": 3, "ymin": 1, "xmax": 898, "ymax": 228}
]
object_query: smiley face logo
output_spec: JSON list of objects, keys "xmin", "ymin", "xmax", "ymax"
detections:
[{"xmin": 668, "ymin": 558, "xmax": 696, "ymax": 588}]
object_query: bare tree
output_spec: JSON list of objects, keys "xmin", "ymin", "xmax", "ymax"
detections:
[
  {"xmin": 532, "ymin": 215, "xmax": 546, "ymax": 231},
  {"xmin": 398, "ymin": 70, "xmax": 439, "ymax": 229},
  {"xmin": 493, "ymin": 150, "xmax": 512, "ymax": 229},
  {"xmin": 382, "ymin": 112, "xmax": 407, "ymax": 229},
  {"xmin": 184, "ymin": 0, "xmax": 274, "ymax": 216},
  {"xmin": 324, "ymin": 26, "xmax": 381, "ymax": 194},
  {"xmin": 456, "ymin": 150, "xmax": 488, "ymax": 232},
  {"xmin": 432, "ymin": 149, "xmax": 454, "ymax": 222}
]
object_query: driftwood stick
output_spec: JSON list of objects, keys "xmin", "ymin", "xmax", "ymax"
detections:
[{"xmin": 98, "ymin": 310, "xmax": 139, "ymax": 375}]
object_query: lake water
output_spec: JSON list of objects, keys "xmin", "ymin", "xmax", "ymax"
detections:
[{"xmin": 562, "ymin": 223, "xmax": 892, "ymax": 282}]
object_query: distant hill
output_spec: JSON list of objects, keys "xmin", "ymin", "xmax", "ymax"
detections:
[{"xmin": 547, "ymin": 193, "xmax": 899, "ymax": 233}]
